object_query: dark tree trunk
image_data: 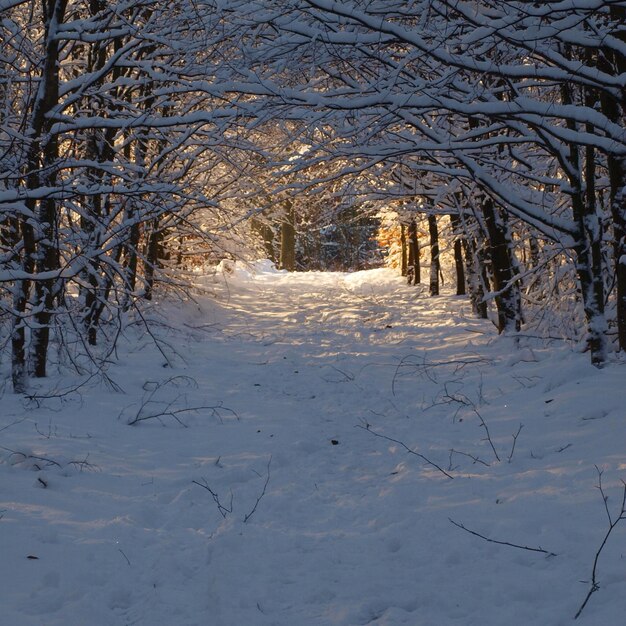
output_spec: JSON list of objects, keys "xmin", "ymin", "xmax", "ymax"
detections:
[
  {"xmin": 428, "ymin": 214, "xmax": 440, "ymax": 296},
  {"xmin": 252, "ymin": 218, "xmax": 277, "ymax": 264},
  {"xmin": 400, "ymin": 223, "xmax": 407, "ymax": 277},
  {"xmin": 450, "ymin": 214, "xmax": 467, "ymax": 296},
  {"xmin": 407, "ymin": 219, "xmax": 420, "ymax": 285},
  {"xmin": 144, "ymin": 219, "xmax": 163, "ymax": 301},
  {"xmin": 598, "ymin": 15, "xmax": 626, "ymax": 352},
  {"xmin": 481, "ymin": 197, "xmax": 521, "ymax": 333},
  {"xmin": 26, "ymin": 0, "xmax": 68, "ymax": 379},
  {"xmin": 561, "ymin": 76, "xmax": 608, "ymax": 365},
  {"xmin": 464, "ymin": 236, "xmax": 489, "ymax": 319},
  {"xmin": 280, "ymin": 199, "xmax": 296, "ymax": 272}
]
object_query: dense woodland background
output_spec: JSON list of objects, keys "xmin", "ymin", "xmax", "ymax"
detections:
[{"xmin": 1, "ymin": 0, "xmax": 625, "ymax": 392}]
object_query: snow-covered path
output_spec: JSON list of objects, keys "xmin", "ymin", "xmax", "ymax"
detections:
[{"xmin": 1, "ymin": 266, "xmax": 625, "ymax": 625}]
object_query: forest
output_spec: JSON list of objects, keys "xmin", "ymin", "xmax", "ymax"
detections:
[
  {"xmin": 1, "ymin": 0, "xmax": 625, "ymax": 391},
  {"xmin": 1, "ymin": 3, "xmax": 626, "ymax": 624}
]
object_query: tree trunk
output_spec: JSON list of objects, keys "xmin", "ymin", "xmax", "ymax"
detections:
[
  {"xmin": 407, "ymin": 219, "xmax": 420, "ymax": 284},
  {"xmin": 400, "ymin": 223, "xmax": 407, "ymax": 277},
  {"xmin": 598, "ymin": 13, "xmax": 626, "ymax": 352},
  {"xmin": 280, "ymin": 199, "xmax": 296, "ymax": 271},
  {"xmin": 428, "ymin": 214, "xmax": 440, "ymax": 296},
  {"xmin": 144, "ymin": 219, "xmax": 163, "ymax": 301},
  {"xmin": 481, "ymin": 197, "xmax": 521, "ymax": 333},
  {"xmin": 464, "ymin": 236, "xmax": 489, "ymax": 319},
  {"xmin": 450, "ymin": 214, "xmax": 466, "ymax": 296},
  {"xmin": 10, "ymin": 217, "xmax": 34, "ymax": 393},
  {"xmin": 26, "ymin": 0, "xmax": 68, "ymax": 379},
  {"xmin": 561, "ymin": 76, "xmax": 608, "ymax": 365}
]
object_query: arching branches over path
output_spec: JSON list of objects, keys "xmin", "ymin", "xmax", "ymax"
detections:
[{"xmin": 207, "ymin": 0, "xmax": 626, "ymax": 365}]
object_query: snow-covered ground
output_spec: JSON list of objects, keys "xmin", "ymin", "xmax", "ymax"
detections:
[{"xmin": 1, "ymin": 264, "xmax": 625, "ymax": 625}]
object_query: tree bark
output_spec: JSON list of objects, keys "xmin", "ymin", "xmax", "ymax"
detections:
[
  {"xmin": 450, "ymin": 214, "xmax": 466, "ymax": 296},
  {"xmin": 598, "ymin": 11, "xmax": 626, "ymax": 352},
  {"xmin": 400, "ymin": 223, "xmax": 407, "ymax": 277},
  {"xmin": 428, "ymin": 214, "xmax": 440, "ymax": 296},
  {"xmin": 407, "ymin": 219, "xmax": 420, "ymax": 285},
  {"xmin": 481, "ymin": 197, "xmax": 521, "ymax": 333},
  {"xmin": 561, "ymin": 75, "xmax": 608, "ymax": 365},
  {"xmin": 280, "ymin": 199, "xmax": 296, "ymax": 271},
  {"xmin": 26, "ymin": 0, "xmax": 68, "ymax": 378}
]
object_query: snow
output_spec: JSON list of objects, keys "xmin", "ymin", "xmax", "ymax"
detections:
[{"xmin": 1, "ymin": 264, "xmax": 625, "ymax": 625}]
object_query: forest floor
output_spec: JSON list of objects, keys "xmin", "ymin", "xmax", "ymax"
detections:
[{"xmin": 1, "ymin": 263, "xmax": 626, "ymax": 625}]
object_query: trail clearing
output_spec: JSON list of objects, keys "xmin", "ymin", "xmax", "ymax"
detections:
[{"xmin": 1, "ymin": 265, "xmax": 625, "ymax": 625}]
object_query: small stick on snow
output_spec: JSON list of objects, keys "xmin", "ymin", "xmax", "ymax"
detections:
[
  {"xmin": 244, "ymin": 456, "xmax": 272, "ymax": 523},
  {"xmin": 507, "ymin": 424, "xmax": 523, "ymax": 463},
  {"xmin": 192, "ymin": 479, "xmax": 233, "ymax": 518},
  {"xmin": 574, "ymin": 468, "xmax": 626, "ymax": 619},
  {"xmin": 357, "ymin": 425, "xmax": 453, "ymax": 480},
  {"xmin": 449, "ymin": 518, "xmax": 557, "ymax": 557}
]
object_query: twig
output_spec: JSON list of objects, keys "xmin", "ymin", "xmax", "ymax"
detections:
[
  {"xmin": 474, "ymin": 407, "xmax": 501, "ymax": 462},
  {"xmin": 449, "ymin": 518, "xmax": 557, "ymax": 557},
  {"xmin": 123, "ymin": 376, "xmax": 237, "ymax": 426},
  {"xmin": 357, "ymin": 425, "xmax": 453, "ymax": 480},
  {"xmin": 507, "ymin": 424, "xmax": 523, "ymax": 463},
  {"xmin": 0, "ymin": 447, "xmax": 98, "ymax": 472},
  {"xmin": 574, "ymin": 468, "xmax": 626, "ymax": 619},
  {"xmin": 25, "ymin": 372, "xmax": 123, "ymax": 403},
  {"xmin": 244, "ymin": 456, "xmax": 272, "ymax": 523},
  {"xmin": 0, "ymin": 416, "xmax": 30, "ymax": 433},
  {"xmin": 118, "ymin": 549, "xmax": 131, "ymax": 567},
  {"xmin": 192, "ymin": 479, "xmax": 233, "ymax": 518},
  {"xmin": 392, "ymin": 354, "xmax": 490, "ymax": 395},
  {"xmin": 449, "ymin": 448, "xmax": 490, "ymax": 468}
]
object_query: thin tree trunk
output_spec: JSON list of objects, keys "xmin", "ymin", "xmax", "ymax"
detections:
[
  {"xmin": 400, "ymin": 223, "xmax": 407, "ymax": 277},
  {"xmin": 450, "ymin": 214, "xmax": 466, "ymax": 296},
  {"xmin": 428, "ymin": 214, "xmax": 440, "ymax": 296},
  {"xmin": 10, "ymin": 217, "xmax": 34, "ymax": 393},
  {"xmin": 280, "ymin": 199, "xmax": 296, "ymax": 271},
  {"xmin": 407, "ymin": 219, "xmax": 420, "ymax": 284},
  {"xmin": 144, "ymin": 219, "xmax": 163, "ymax": 301}
]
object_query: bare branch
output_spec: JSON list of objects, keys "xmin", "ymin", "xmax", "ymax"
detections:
[
  {"xmin": 357, "ymin": 424, "xmax": 454, "ymax": 480},
  {"xmin": 244, "ymin": 456, "xmax": 272, "ymax": 523},
  {"xmin": 507, "ymin": 424, "xmax": 523, "ymax": 463},
  {"xmin": 575, "ymin": 470, "xmax": 626, "ymax": 619},
  {"xmin": 192, "ymin": 479, "xmax": 233, "ymax": 518},
  {"xmin": 449, "ymin": 518, "xmax": 557, "ymax": 557}
]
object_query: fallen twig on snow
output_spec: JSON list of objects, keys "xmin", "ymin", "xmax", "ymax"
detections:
[
  {"xmin": 357, "ymin": 424, "xmax": 453, "ymax": 480},
  {"xmin": 244, "ymin": 456, "xmax": 272, "ymax": 523},
  {"xmin": 574, "ymin": 468, "xmax": 626, "ymax": 620},
  {"xmin": 507, "ymin": 424, "xmax": 523, "ymax": 463},
  {"xmin": 123, "ymin": 376, "xmax": 238, "ymax": 426},
  {"xmin": 448, "ymin": 448, "xmax": 490, "ymax": 470},
  {"xmin": 192, "ymin": 479, "xmax": 233, "ymax": 518},
  {"xmin": 449, "ymin": 518, "xmax": 557, "ymax": 557}
]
